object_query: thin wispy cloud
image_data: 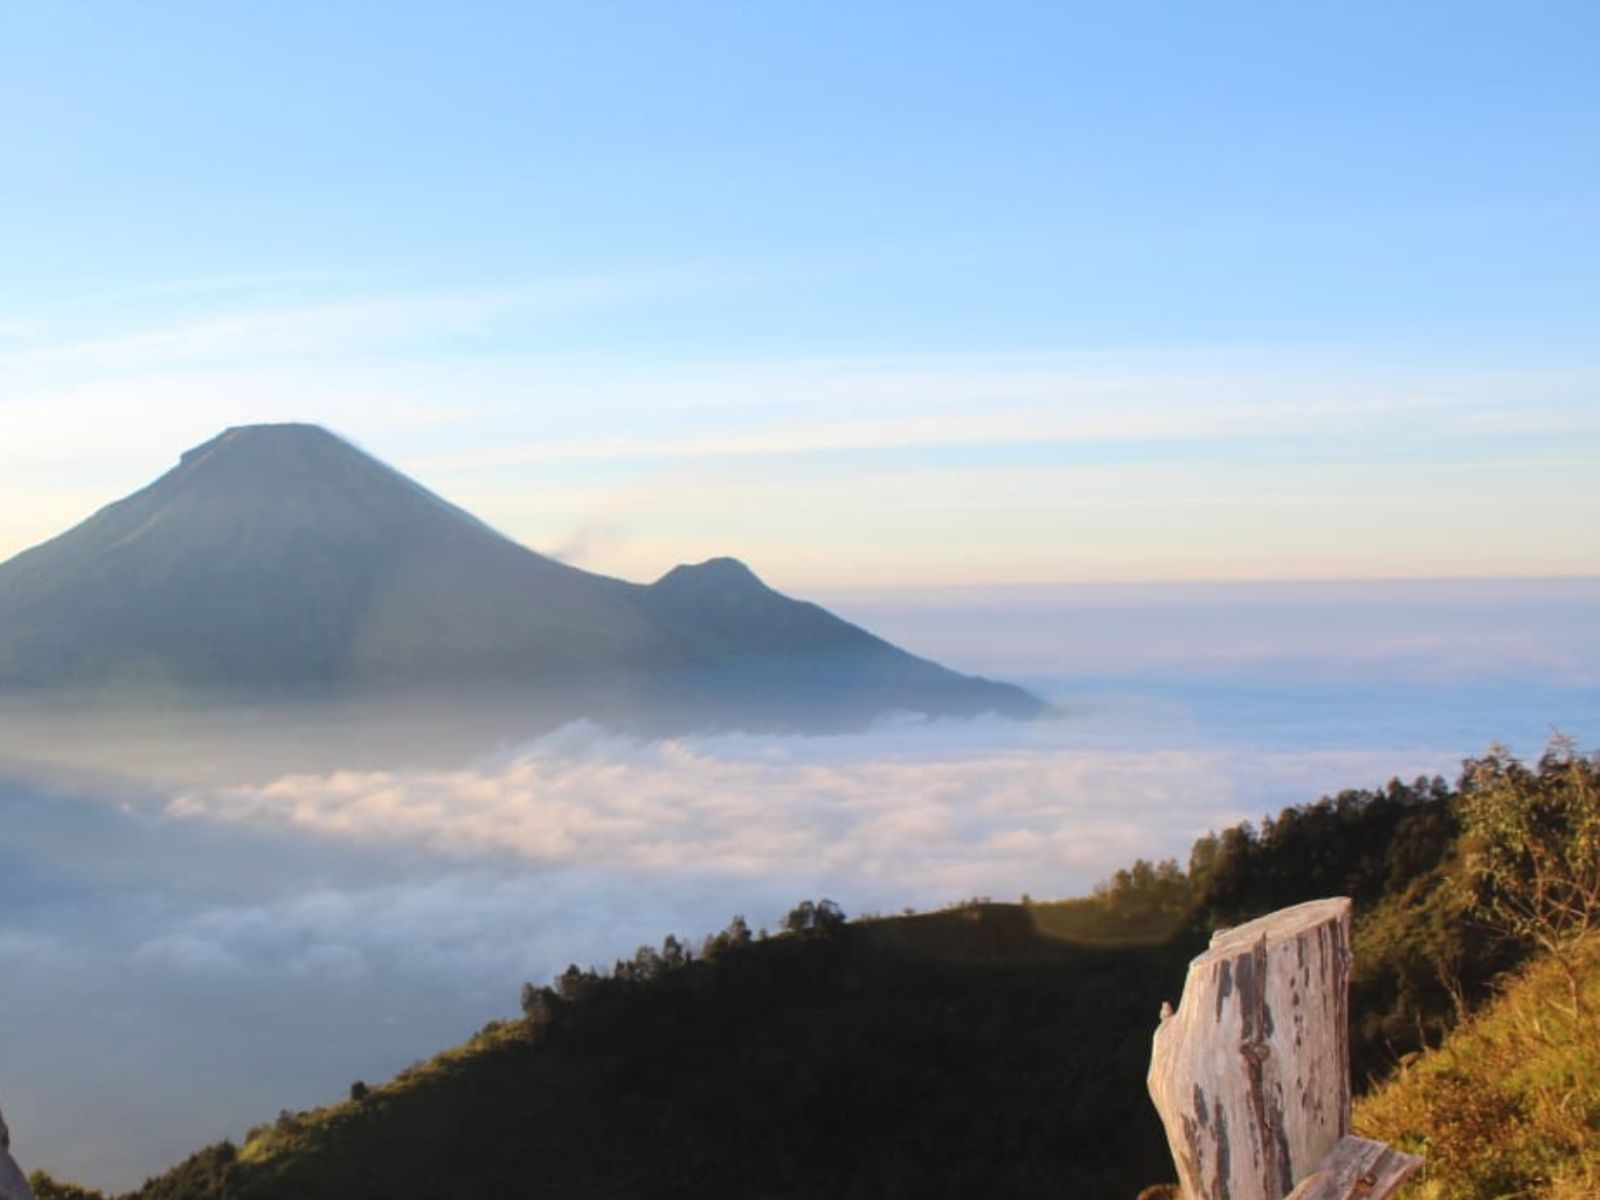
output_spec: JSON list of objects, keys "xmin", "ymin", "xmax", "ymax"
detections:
[
  {"xmin": 407, "ymin": 355, "xmax": 1564, "ymax": 468},
  {"xmin": 0, "ymin": 274, "xmax": 686, "ymax": 379}
]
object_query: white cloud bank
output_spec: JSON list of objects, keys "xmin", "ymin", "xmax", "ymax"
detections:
[{"xmin": 166, "ymin": 719, "xmax": 1446, "ymax": 909}]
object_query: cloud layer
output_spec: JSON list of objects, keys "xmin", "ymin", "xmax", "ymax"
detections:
[{"xmin": 167, "ymin": 718, "xmax": 1445, "ymax": 909}]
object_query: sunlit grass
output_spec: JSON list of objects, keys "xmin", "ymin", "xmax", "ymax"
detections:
[{"xmin": 1357, "ymin": 941, "xmax": 1600, "ymax": 1200}]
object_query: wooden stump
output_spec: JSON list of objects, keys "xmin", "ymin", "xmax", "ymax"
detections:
[{"xmin": 1148, "ymin": 897, "xmax": 1354, "ymax": 1200}]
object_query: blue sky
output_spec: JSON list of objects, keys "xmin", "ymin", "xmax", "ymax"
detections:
[{"xmin": 2, "ymin": 1, "xmax": 1597, "ymax": 584}]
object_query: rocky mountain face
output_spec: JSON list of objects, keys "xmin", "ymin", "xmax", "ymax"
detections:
[
  {"xmin": 0, "ymin": 1105, "xmax": 31, "ymax": 1200},
  {"xmin": 0, "ymin": 424, "xmax": 1042, "ymax": 725}
]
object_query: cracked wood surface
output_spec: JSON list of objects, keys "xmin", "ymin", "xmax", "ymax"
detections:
[
  {"xmin": 1148, "ymin": 898, "xmax": 1354, "ymax": 1200},
  {"xmin": 1283, "ymin": 1136, "xmax": 1423, "ymax": 1200}
]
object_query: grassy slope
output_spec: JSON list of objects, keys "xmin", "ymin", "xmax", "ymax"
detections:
[{"xmin": 1357, "ymin": 942, "xmax": 1600, "ymax": 1200}]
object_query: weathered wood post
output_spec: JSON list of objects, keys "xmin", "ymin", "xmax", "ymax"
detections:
[
  {"xmin": 1148, "ymin": 897, "xmax": 1422, "ymax": 1200},
  {"xmin": 0, "ymin": 1104, "xmax": 33, "ymax": 1200}
]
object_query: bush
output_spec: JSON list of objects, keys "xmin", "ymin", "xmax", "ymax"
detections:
[
  {"xmin": 1460, "ymin": 738, "xmax": 1600, "ymax": 1015},
  {"xmin": 28, "ymin": 1172, "xmax": 109, "ymax": 1200}
]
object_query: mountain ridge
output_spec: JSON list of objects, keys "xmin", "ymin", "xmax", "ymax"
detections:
[{"xmin": 0, "ymin": 424, "xmax": 1043, "ymax": 726}]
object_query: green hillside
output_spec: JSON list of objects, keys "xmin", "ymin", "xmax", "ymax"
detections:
[
  {"xmin": 1357, "ymin": 941, "xmax": 1600, "ymax": 1200},
  {"xmin": 107, "ymin": 906, "xmax": 1194, "ymax": 1200},
  {"xmin": 34, "ymin": 742, "xmax": 1596, "ymax": 1200}
]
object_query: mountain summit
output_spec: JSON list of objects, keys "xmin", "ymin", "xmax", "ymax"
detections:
[{"xmin": 0, "ymin": 424, "xmax": 1043, "ymax": 724}]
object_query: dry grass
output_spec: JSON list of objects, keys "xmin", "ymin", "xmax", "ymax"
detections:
[{"xmin": 1356, "ymin": 942, "xmax": 1600, "ymax": 1199}]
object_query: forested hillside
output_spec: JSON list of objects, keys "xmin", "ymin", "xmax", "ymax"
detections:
[{"xmin": 32, "ymin": 742, "xmax": 1596, "ymax": 1200}]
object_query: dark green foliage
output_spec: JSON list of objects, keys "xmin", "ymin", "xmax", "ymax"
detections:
[
  {"xmin": 131, "ymin": 1143, "xmax": 239, "ymax": 1200},
  {"xmin": 1083, "ymin": 858, "xmax": 1191, "ymax": 940},
  {"xmin": 1189, "ymin": 775, "xmax": 1458, "ymax": 926},
  {"xmin": 29, "ymin": 1172, "xmax": 109, "ymax": 1200},
  {"xmin": 781, "ymin": 897, "xmax": 847, "ymax": 938},
  {"xmin": 1459, "ymin": 740, "xmax": 1600, "ymax": 1015},
  {"xmin": 1179, "ymin": 771, "xmax": 1532, "ymax": 1079},
  {"xmin": 124, "ymin": 908, "xmax": 1187, "ymax": 1200},
  {"xmin": 700, "ymin": 914, "xmax": 753, "ymax": 960},
  {"xmin": 1346, "ymin": 854, "xmax": 1521, "ymax": 1083}
]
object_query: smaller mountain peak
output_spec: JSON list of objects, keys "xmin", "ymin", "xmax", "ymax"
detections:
[
  {"xmin": 651, "ymin": 557, "xmax": 769, "ymax": 595},
  {"xmin": 687, "ymin": 556, "xmax": 758, "ymax": 579}
]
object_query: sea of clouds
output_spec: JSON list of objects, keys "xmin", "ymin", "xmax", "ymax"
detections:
[
  {"xmin": 165, "ymin": 719, "xmax": 1426, "ymax": 906},
  {"xmin": 2, "ymin": 579, "xmax": 1597, "ymax": 1189}
]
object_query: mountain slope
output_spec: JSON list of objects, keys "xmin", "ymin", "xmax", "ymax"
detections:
[
  {"xmin": 643, "ymin": 556, "xmax": 1036, "ymax": 722},
  {"xmin": 110, "ymin": 906, "xmax": 1188, "ymax": 1200},
  {"xmin": 0, "ymin": 424, "xmax": 1041, "ymax": 722},
  {"xmin": 0, "ymin": 424, "xmax": 652, "ymax": 687}
]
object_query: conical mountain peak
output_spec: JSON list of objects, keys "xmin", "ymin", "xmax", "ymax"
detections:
[
  {"xmin": 171, "ymin": 422, "xmax": 427, "ymax": 497},
  {"xmin": 0, "ymin": 423, "xmax": 617, "ymax": 688},
  {"xmin": 197, "ymin": 420, "xmax": 348, "ymax": 447},
  {"xmin": 176, "ymin": 422, "xmax": 359, "ymax": 470}
]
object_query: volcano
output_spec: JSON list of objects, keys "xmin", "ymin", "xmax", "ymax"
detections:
[{"xmin": 0, "ymin": 424, "xmax": 1043, "ymax": 726}]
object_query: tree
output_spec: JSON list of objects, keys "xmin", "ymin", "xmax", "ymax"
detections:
[
  {"xmin": 703, "ymin": 914, "xmax": 753, "ymax": 960},
  {"xmin": 783, "ymin": 898, "xmax": 847, "ymax": 937},
  {"xmin": 782, "ymin": 900, "xmax": 816, "ymax": 935},
  {"xmin": 661, "ymin": 934, "xmax": 687, "ymax": 970},
  {"xmin": 814, "ymin": 898, "xmax": 847, "ymax": 935},
  {"xmin": 557, "ymin": 963, "xmax": 598, "ymax": 1004},
  {"xmin": 1459, "ymin": 738, "xmax": 1600, "ymax": 1016},
  {"xmin": 521, "ymin": 982, "xmax": 561, "ymax": 1024},
  {"xmin": 631, "ymin": 943, "xmax": 663, "ymax": 980},
  {"xmin": 29, "ymin": 1171, "xmax": 110, "ymax": 1200}
]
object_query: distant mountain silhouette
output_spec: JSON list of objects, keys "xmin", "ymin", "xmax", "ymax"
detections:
[{"xmin": 0, "ymin": 424, "xmax": 1043, "ymax": 725}]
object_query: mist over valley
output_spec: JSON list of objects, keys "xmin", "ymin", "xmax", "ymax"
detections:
[{"xmin": 3, "ymin": 565, "xmax": 1594, "ymax": 1188}]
